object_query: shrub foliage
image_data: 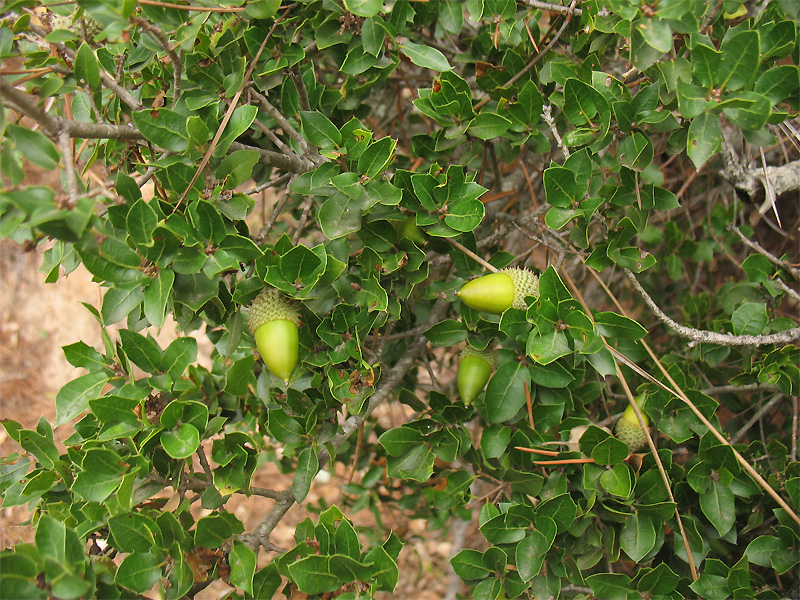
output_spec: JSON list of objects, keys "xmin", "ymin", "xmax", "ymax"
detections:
[{"xmin": 1, "ymin": 0, "xmax": 799, "ymax": 598}]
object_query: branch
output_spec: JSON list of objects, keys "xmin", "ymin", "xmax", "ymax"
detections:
[
  {"xmin": 518, "ymin": 0, "xmax": 583, "ymax": 15},
  {"xmin": 132, "ymin": 17, "xmax": 182, "ymax": 108},
  {"xmin": 250, "ymin": 89, "xmax": 311, "ymax": 156},
  {"xmin": 542, "ymin": 104, "xmax": 569, "ymax": 158},
  {"xmin": 724, "ymin": 157, "xmax": 800, "ymax": 204},
  {"xmin": 731, "ymin": 394, "xmax": 785, "ymax": 444},
  {"xmin": 625, "ymin": 269, "xmax": 800, "ymax": 346},
  {"xmin": 327, "ymin": 297, "xmax": 450, "ymax": 456},
  {"xmin": 1, "ymin": 77, "xmax": 142, "ymax": 140},
  {"xmin": 58, "ymin": 130, "xmax": 79, "ymax": 206},
  {"xmin": 474, "ymin": 0, "xmax": 578, "ymax": 111},
  {"xmin": 3, "ymin": 78, "xmax": 319, "ymax": 173},
  {"xmin": 728, "ymin": 224, "xmax": 800, "ymax": 279},
  {"xmin": 28, "ymin": 24, "xmax": 143, "ymax": 111}
]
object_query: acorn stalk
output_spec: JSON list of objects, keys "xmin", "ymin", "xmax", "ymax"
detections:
[
  {"xmin": 458, "ymin": 346, "xmax": 497, "ymax": 404},
  {"xmin": 246, "ymin": 288, "xmax": 301, "ymax": 384},
  {"xmin": 614, "ymin": 395, "xmax": 650, "ymax": 452},
  {"xmin": 457, "ymin": 267, "xmax": 539, "ymax": 314}
]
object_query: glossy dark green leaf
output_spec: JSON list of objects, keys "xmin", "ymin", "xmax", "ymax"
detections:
[
  {"xmin": 423, "ymin": 319, "xmax": 467, "ymax": 346},
  {"xmin": 485, "ymin": 361, "xmax": 531, "ymax": 424},
  {"xmin": 399, "ymin": 41, "xmax": 451, "ymax": 72},
  {"xmin": 108, "ymin": 513, "xmax": 161, "ymax": 554},
  {"xmin": 755, "ymin": 64, "xmax": 800, "ymax": 104},
  {"xmin": 293, "ymin": 446, "xmax": 319, "ymax": 503},
  {"xmin": 618, "ymin": 131, "xmax": 653, "ymax": 171},
  {"xmin": 516, "ymin": 516, "xmax": 557, "ymax": 582},
  {"xmin": 731, "ymin": 302, "xmax": 768, "ymax": 336},
  {"xmin": 637, "ymin": 562, "xmax": 680, "ymax": 595},
  {"xmin": 700, "ymin": 477, "xmax": 736, "ymax": 535},
  {"xmin": 365, "ymin": 545, "xmax": 399, "ymax": 591},
  {"xmin": 216, "ymin": 150, "xmax": 260, "ymax": 189},
  {"xmin": 132, "ymin": 109, "xmax": 190, "ymax": 152},
  {"xmin": 717, "ymin": 30, "xmax": 759, "ymax": 92},
  {"xmin": 543, "ymin": 166, "xmax": 577, "ymax": 208},
  {"xmin": 450, "ymin": 549, "xmax": 490, "ymax": 580},
  {"xmin": 319, "ymin": 193, "xmax": 361, "ymax": 240},
  {"xmin": 120, "ymin": 329, "xmax": 163, "ymax": 373},
  {"xmin": 586, "ymin": 573, "xmax": 634, "ymax": 600},
  {"xmin": 143, "ymin": 269, "xmax": 174, "ymax": 329},
  {"xmin": 55, "ymin": 371, "xmax": 110, "ymax": 427},
  {"xmin": 194, "ymin": 512, "xmax": 244, "ymax": 549},
  {"xmin": 300, "ymin": 111, "xmax": 342, "ymax": 148},
  {"xmin": 620, "ymin": 513, "xmax": 657, "ymax": 561},
  {"xmin": 564, "ymin": 78, "xmax": 609, "ymax": 126},
  {"xmin": 72, "ymin": 447, "xmax": 129, "ymax": 502},
  {"xmin": 386, "ymin": 444, "xmax": 434, "ymax": 482},
  {"xmin": 358, "ymin": 136, "xmax": 396, "ymax": 180},
  {"xmin": 527, "ymin": 330, "xmax": 571, "ymax": 365},
  {"xmin": 115, "ymin": 552, "xmax": 162, "ymax": 594},
  {"xmin": 229, "ymin": 541, "xmax": 257, "ymax": 596},
  {"xmin": 468, "ymin": 112, "xmax": 512, "ymax": 140},
  {"xmin": 74, "ymin": 42, "xmax": 101, "ymax": 91},
  {"xmin": 536, "ymin": 494, "xmax": 577, "ymax": 533},
  {"xmin": 161, "ymin": 423, "xmax": 200, "ymax": 459},
  {"xmin": 687, "ymin": 111, "xmax": 721, "ymax": 169},
  {"xmin": 600, "ymin": 463, "xmax": 633, "ymax": 497},
  {"xmin": 721, "ymin": 92, "xmax": 772, "ymax": 131},
  {"xmin": 343, "ymin": 0, "xmax": 382, "ymax": 17},
  {"xmin": 213, "ymin": 105, "xmax": 258, "ymax": 157},
  {"xmin": 689, "ymin": 573, "xmax": 730, "ymax": 600},
  {"xmin": 481, "ymin": 424, "xmax": 510, "ymax": 459}
]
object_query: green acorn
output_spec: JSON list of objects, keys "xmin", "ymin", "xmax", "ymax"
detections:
[
  {"xmin": 458, "ymin": 346, "xmax": 497, "ymax": 404},
  {"xmin": 456, "ymin": 267, "xmax": 539, "ymax": 315},
  {"xmin": 614, "ymin": 395, "xmax": 650, "ymax": 452},
  {"xmin": 397, "ymin": 216, "xmax": 427, "ymax": 245},
  {"xmin": 246, "ymin": 288, "xmax": 301, "ymax": 384}
]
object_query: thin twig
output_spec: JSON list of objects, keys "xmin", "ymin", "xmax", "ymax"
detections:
[
  {"xmin": 561, "ymin": 269, "xmax": 699, "ymax": 581},
  {"xmin": 250, "ymin": 89, "xmax": 311, "ymax": 155},
  {"xmin": 174, "ymin": 8, "xmax": 290, "ymax": 211},
  {"xmin": 518, "ymin": 0, "xmax": 583, "ymax": 14},
  {"xmin": 132, "ymin": 17, "xmax": 182, "ymax": 108},
  {"xmin": 474, "ymin": 0, "xmax": 578, "ymax": 111},
  {"xmin": 58, "ymin": 129, "xmax": 79, "ymax": 207},
  {"xmin": 288, "ymin": 66, "xmax": 311, "ymax": 112},
  {"xmin": 625, "ymin": 269, "xmax": 800, "ymax": 346},
  {"xmin": 731, "ymin": 394, "xmax": 784, "ymax": 444},
  {"xmin": 583, "ymin": 260, "xmax": 800, "ymax": 528},
  {"xmin": 291, "ymin": 196, "xmax": 315, "ymax": 245},
  {"xmin": 196, "ymin": 445, "xmax": 214, "ymax": 483},
  {"xmin": 542, "ymin": 104, "xmax": 569, "ymax": 158},
  {"xmin": 138, "ymin": 0, "xmax": 247, "ymax": 11},
  {"xmin": 758, "ymin": 147, "xmax": 782, "ymax": 226},
  {"xmin": 728, "ymin": 225, "xmax": 800, "ymax": 279},
  {"xmin": 242, "ymin": 172, "xmax": 293, "ymax": 196},
  {"xmin": 445, "ymin": 238, "xmax": 499, "ymax": 272},
  {"xmin": 255, "ymin": 174, "xmax": 297, "ymax": 242}
]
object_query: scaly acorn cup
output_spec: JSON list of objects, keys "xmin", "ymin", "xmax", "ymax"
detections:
[
  {"xmin": 457, "ymin": 267, "xmax": 539, "ymax": 315},
  {"xmin": 614, "ymin": 395, "xmax": 651, "ymax": 452},
  {"xmin": 246, "ymin": 288, "xmax": 301, "ymax": 384},
  {"xmin": 458, "ymin": 346, "xmax": 497, "ymax": 404}
]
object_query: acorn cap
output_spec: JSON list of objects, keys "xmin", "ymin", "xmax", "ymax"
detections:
[
  {"xmin": 502, "ymin": 267, "xmax": 539, "ymax": 310},
  {"xmin": 460, "ymin": 345, "xmax": 497, "ymax": 368},
  {"xmin": 614, "ymin": 417, "xmax": 648, "ymax": 452},
  {"xmin": 246, "ymin": 288, "xmax": 301, "ymax": 333}
]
